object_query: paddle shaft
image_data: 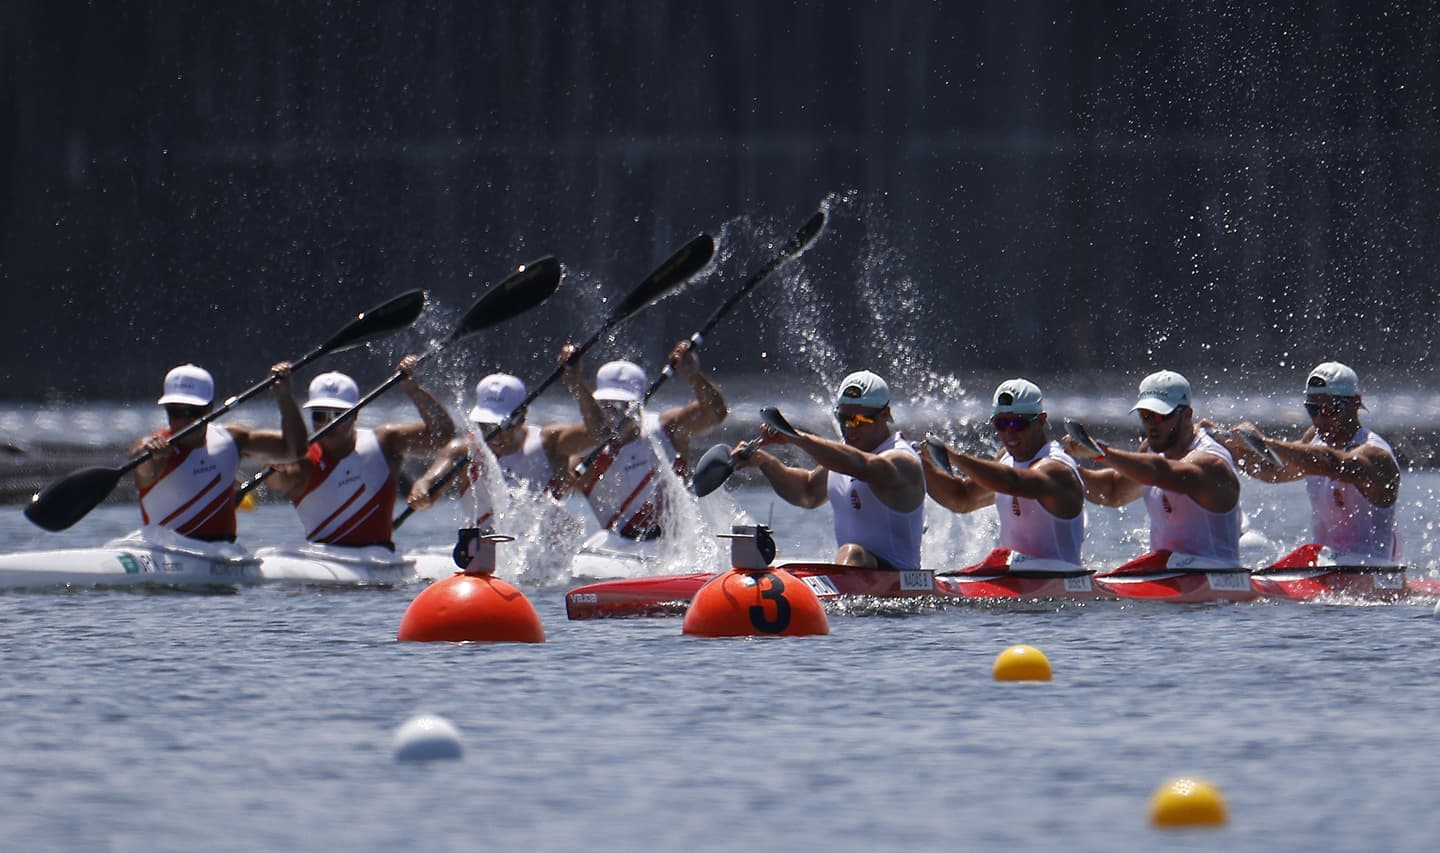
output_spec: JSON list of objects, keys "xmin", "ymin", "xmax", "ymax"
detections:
[
  {"xmin": 391, "ymin": 235, "xmax": 716, "ymax": 529},
  {"xmin": 574, "ymin": 210, "xmax": 827, "ymax": 478}
]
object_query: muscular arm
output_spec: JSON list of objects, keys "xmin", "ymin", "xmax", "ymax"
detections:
[
  {"xmin": 660, "ymin": 340, "xmax": 727, "ymax": 457},
  {"xmin": 949, "ymin": 452, "xmax": 1084, "ymax": 519},
  {"xmin": 376, "ymin": 367, "xmax": 457, "ymax": 463},
  {"xmin": 1266, "ymin": 435, "xmax": 1400, "ymax": 507},
  {"xmin": 407, "ymin": 437, "xmax": 472, "ymax": 510},
  {"xmin": 744, "ymin": 449, "xmax": 829, "ymax": 508},
  {"xmin": 786, "ymin": 431, "xmax": 926, "ymax": 513},
  {"xmin": 921, "ymin": 450, "xmax": 995, "ymax": 514},
  {"xmin": 1199, "ymin": 419, "xmax": 1307, "ymax": 484},
  {"xmin": 1089, "ymin": 444, "xmax": 1239, "ymax": 513}
]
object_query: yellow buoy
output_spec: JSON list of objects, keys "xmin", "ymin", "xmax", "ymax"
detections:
[
  {"xmin": 1150, "ymin": 777, "xmax": 1228, "ymax": 828},
  {"xmin": 992, "ymin": 644, "xmax": 1052, "ymax": 681}
]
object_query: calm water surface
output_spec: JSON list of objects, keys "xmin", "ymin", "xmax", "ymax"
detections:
[{"xmin": 3, "ymin": 402, "xmax": 1440, "ymax": 852}]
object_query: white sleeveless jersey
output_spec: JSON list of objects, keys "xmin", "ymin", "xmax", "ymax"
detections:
[
  {"xmin": 1305, "ymin": 427, "xmax": 1399, "ymax": 560},
  {"xmin": 138, "ymin": 424, "xmax": 240, "ymax": 542},
  {"xmin": 827, "ymin": 431, "xmax": 925, "ymax": 570},
  {"xmin": 1142, "ymin": 430, "xmax": 1242, "ymax": 564},
  {"xmin": 997, "ymin": 440, "xmax": 1085, "ymax": 565},
  {"xmin": 582, "ymin": 413, "xmax": 683, "ymax": 538},
  {"xmin": 465, "ymin": 425, "xmax": 553, "ymax": 527},
  {"xmin": 294, "ymin": 428, "xmax": 396, "ymax": 547}
]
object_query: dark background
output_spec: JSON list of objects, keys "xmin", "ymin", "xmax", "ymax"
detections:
[{"xmin": 3, "ymin": 0, "xmax": 1438, "ymax": 402}]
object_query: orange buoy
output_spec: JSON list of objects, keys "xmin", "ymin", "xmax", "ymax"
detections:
[
  {"xmin": 682, "ymin": 524, "xmax": 828, "ymax": 638},
  {"xmin": 397, "ymin": 529, "xmax": 544, "ymax": 643}
]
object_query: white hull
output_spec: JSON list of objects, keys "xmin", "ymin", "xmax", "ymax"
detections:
[
  {"xmin": 0, "ymin": 528, "xmax": 262, "ymax": 590},
  {"xmin": 252, "ymin": 542, "xmax": 416, "ymax": 585},
  {"xmin": 568, "ymin": 529, "xmax": 665, "ymax": 580}
]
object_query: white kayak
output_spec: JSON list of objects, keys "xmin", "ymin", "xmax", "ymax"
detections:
[
  {"xmin": 0, "ymin": 527, "xmax": 262, "ymax": 590},
  {"xmin": 569, "ymin": 529, "xmax": 665, "ymax": 579},
  {"xmin": 252, "ymin": 542, "xmax": 417, "ymax": 585}
]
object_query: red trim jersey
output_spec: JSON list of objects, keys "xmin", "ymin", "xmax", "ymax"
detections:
[
  {"xmin": 293, "ymin": 428, "xmax": 396, "ymax": 548},
  {"xmin": 138, "ymin": 424, "xmax": 240, "ymax": 542},
  {"xmin": 581, "ymin": 413, "xmax": 687, "ymax": 539}
]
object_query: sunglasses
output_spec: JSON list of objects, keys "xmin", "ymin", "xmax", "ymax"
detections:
[
  {"xmin": 164, "ymin": 405, "xmax": 207, "ymax": 419},
  {"xmin": 1304, "ymin": 398, "xmax": 1354, "ymax": 418},
  {"xmin": 1137, "ymin": 409, "xmax": 1179, "ymax": 424},
  {"xmin": 834, "ymin": 409, "xmax": 878, "ymax": 429},
  {"xmin": 310, "ymin": 409, "xmax": 347, "ymax": 427},
  {"xmin": 991, "ymin": 414, "xmax": 1036, "ymax": 433}
]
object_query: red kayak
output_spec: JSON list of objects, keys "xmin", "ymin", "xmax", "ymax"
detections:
[
  {"xmin": 1250, "ymin": 543, "xmax": 1408, "ymax": 601},
  {"xmin": 934, "ymin": 548, "xmax": 1102, "ymax": 600},
  {"xmin": 1091, "ymin": 550, "xmax": 1259, "ymax": 603},
  {"xmin": 566, "ymin": 561, "xmax": 940, "ymax": 620}
]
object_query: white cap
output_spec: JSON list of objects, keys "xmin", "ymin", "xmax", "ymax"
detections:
[
  {"xmin": 158, "ymin": 364, "xmax": 215, "ymax": 407},
  {"xmin": 1305, "ymin": 362, "xmax": 1361, "ymax": 398},
  {"xmin": 835, "ymin": 371, "xmax": 890, "ymax": 409},
  {"xmin": 594, "ymin": 360, "xmax": 646, "ymax": 403},
  {"xmin": 469, "ymin": 373, "xmax": 527, "ymax": 424},
  {"xmin": 991, "ymin": 378, "xmax": 1044, "ymax": 416},
  {"xmin": 1131, "ymin": 370, "xmax": 1191, "ymax": 416},
  {"xmin": 304, "ymin": 372, "xmax": 360, "ymax": 410}
]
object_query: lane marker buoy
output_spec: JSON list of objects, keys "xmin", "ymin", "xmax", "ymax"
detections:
[
  {"xmin": 392, "ymin": 713, "xmax": 463, "ymax": 762},
  {"xmin": 992, "ymin": 644, "xmax": 1052, "ymax": 681},
  {"xmin": 397, "ymin": 529, "xmax": 544, "ymax": 643},
  {"xmin": 1150, "ymin": 776, "xmax": 1228, "ymax": 828},
  {"xmin": 682, "ymin": 525, "xmax": 828, "ymax": 637}
]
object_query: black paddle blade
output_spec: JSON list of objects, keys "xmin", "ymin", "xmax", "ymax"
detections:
[
  {"xmin": 759, "ymin": 406, "xmax": 801, "ymax": 439},
  {"xmin": 1063, "ymin": 420, "xmax": 1104, "ymax": 456},
  {"xmin": 318, "ymin": 289, "xmax": 427, "ymax": 357},
  {"xmin": 24, "ymin": 466, "xmax": 126, "ymax": 531},
  {"xmin": 614, "ymin": 234, "xmax": 716, "ymax": 320},
  {"xmin": 922, "ymin": 435, "xmax": 954, "ymax": 475},
  {"xmin": 449, "ymin": 256, "xmax": 563, "ymax": 342},
  {"xmin": 780, "ymin": 208, "xmax": 828, "ymax": 261},
  {"xmin": 1238, "ymin": 429, "xmax": 1283, "ymax": 468},
  {"xmin": 691, "ymin": 443, "xmax": 735, "ymax": 497}
]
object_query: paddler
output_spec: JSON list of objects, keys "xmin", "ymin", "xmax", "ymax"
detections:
[
  {"xmin": 265, "ymin": 356, "xmax": 455, "ymax": 549},
  {"xmin": 922, "ymin": 379, "xmax": 1086, "ymax": 567},
  {"xmin": 405, "ymin": 360, "xmax": 598, "ymax": 526},
  {"xmin": 133, "ymin": 363, "xmax": 306, "ymax": 543},
  {"xmin": 732, "ymin": 370, "xmax": 925, "ymax": 570},
  {"xmin": 1203, "ymin": 361, "xmax": 1400, "ymax": 561},
  {"xmin": 570, "ymin": 340, "xmax": 728, "ymax": 541},
  {"xmin": 1063, "ymin": 370, "xmax": 1242, "ymax": 565}
]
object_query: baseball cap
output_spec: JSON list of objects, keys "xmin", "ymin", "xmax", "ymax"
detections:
[
  {"xmin": 594, "ymin": 360, "xmax": 646, "ymax": 403},
  {"xmin": 835, "ymin": 371, "xmax": 890, "ymax": 409},
  {"xmin": 304, "ymin": 372, "xmax": 360, "ymax": 410},
  {"xmin": 469, "ymin": 373, "xmax": 527, "ymax": 424},
  {"xmin": 991, "ymin": 378, "xmax": 1044, "ymax": 416},
  {"xmin": 1305, "ymin": 362, "xmax": 1361, "ymax": 398},
  {"xmin": 158, "ymin": 364, "xmax": 215, "ymax": 407},
  {"xmin": 1131, "ymin": 370, "xmax": 1191, "ymax": 416}
]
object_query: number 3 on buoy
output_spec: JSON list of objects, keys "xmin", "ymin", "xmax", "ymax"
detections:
[{"xmin": 749, "ymin": 572, "xmax": 793, "ymax": 633}]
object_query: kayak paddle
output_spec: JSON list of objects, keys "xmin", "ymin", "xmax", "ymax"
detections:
[
  {"xmin": 234, "ymin": 256, "xmax": 563, "ymax": 503},
  {"xmin": 392, "ymin": 234, "xmax": 716, "ymax": 529},
  {"xmin": 1063, "ymin": 419, "xmax": 1106, "ymax": 457},
  {"xmin": 1237, "ymin": 428, "xmax": 1284, "ymax": 468},
  {"xmin": 920, "ymin": 434, "xmax": 955, "ymax": 475},
  {"xmin": 24, "ymin": 289, "xmax": 428, "ymax": 532},
  {"xmin": 572, "ymin": 204, "xmax": 828, "ymax": 480}
]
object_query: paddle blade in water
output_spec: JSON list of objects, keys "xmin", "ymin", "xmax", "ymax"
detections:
[
  {"xmin": 450, "ymin": 256, "xmax": 562, "ymax": 341},
  {"xmin": 24, "ymin": 466, "xmax": 126, "ymax": 531},
  {"xmin": 318, "ymin": 289, "xmax": 427, "ymax": 357},
  {"xmin": 691, "ymin": 443, "xmax": 735, "ymax": 497}
]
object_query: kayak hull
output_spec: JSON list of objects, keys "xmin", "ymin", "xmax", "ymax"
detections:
[
  {"xmin": 253, "ymin": 543, "xmax": 414, "ymax": 585},
  {"xmin": 0, "ymin": 531, "xmax": 262, "ymax": 591}
]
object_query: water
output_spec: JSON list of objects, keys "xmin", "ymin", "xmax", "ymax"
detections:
[{"xmin": 4, "ymin": 398, "xmax": 1440, "ymax": 851}]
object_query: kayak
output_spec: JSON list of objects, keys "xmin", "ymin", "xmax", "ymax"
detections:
[
  {"xmin": 253, "ymin": 542, "xmax": 415, "ymax": 585},
  {"xmin": 0, "ymin": 527, "xmax": 262, "ymax": 590},
  {"xmin": 1250, "ymin": 543, "xmax": 1408, "ymax": 601},
  {"xmin": 934, "ymin": 548, "xmax": 1101, "ymax": 600},
  {"xmin": 1091, "ymin": 550, "xmax": 1259, "ymax": 603},
  {"xmin": 568, "ymin": 529, "xmax": 667, "ymax": 579},
  {"xmin": 566, "ymin": 559, "xmax": 937, "ymax": 620}
]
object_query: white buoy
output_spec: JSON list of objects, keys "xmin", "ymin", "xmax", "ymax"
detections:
[{"xmin": 392, "ymin": 713, "xmax": 463, "ymax": 762}]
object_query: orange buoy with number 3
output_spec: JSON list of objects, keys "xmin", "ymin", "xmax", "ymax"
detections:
[
  {"xmin": 682, "ymin": 566, "xmax": 829, "ymax": 637},
  {"xmin": 682, "ymin": 524, "xmax": 827, "ymax": 638}
]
